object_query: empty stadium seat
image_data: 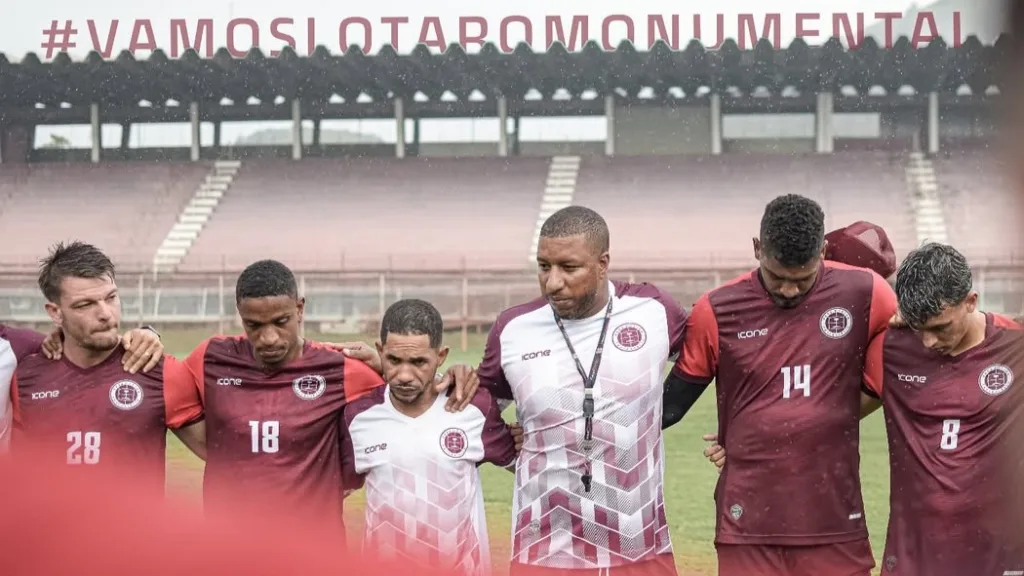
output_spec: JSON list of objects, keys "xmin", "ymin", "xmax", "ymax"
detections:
[
  {"xmin": 0, "ymin": 162, "xmax": 208, "ymax": 269},
  {"xmin": 573, "ymin": 153, "xmax": 917, "ymax": 269},
  {"xmin": 178, "ymin": 157, "xmax": 549, "ymax": 272}
]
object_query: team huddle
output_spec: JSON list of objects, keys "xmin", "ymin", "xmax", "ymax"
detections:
[{"xmin": 1, "ymin": 193, "xmax": 1022, "ymax": 576}]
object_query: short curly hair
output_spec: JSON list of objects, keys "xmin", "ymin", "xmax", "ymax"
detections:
[{"xmin": 759, "ymin": 194, "xmax": 825, "ymax": 267}]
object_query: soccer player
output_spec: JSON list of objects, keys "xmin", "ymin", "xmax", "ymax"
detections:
[
  {"xmin": 9, "ymin": 242, "xmax": 205, "ymax": 497},
  {"xmin": 860, "ymin": 243, "xmax": 1024, "ymax": 576},
  {"xmin": 1, "ymin": 314, "xmax": 165, "ymax": 451},
  {"xmin": 471, "ymin": 206, "xmax": 686, "ymax": 575},
  {"xmin": 181, "ymin": 259, "xmax": 384, "ymax": 534},
  {"xmin": 342, "ymin": 299, "xmax": 517, "ymax": 576},
  {"xmin": 665, "ymin": 195, "xmax": 897, "ymax": 576}
]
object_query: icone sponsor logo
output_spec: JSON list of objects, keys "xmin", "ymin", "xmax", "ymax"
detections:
[
  {"xmin": 522, "ymin": 349, "xmax": 551, "ymax": 361},
  {"xmin": 898, "ymin": 374, "xmax": 926, "ymax": 383},
  {"xmin": 364, "ymin": 443, "xmax": 387, "ymax": 454},
  {"xmin": 37, "ymin": 11, "xmax": 968, "ymax": 60},
  {"xmin": 217, "ymin": 377, "xmax": 242, "ymax": 386},
  {"xmin": 30, "ymin": 390, "xmax": 60, "ymax": 400},
  {"xmin": 737, "ymin": 329, "xmax": 768, "ymax": 339}
]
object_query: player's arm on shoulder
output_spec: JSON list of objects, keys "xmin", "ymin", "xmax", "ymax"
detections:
[
  {"xmin": 0, "ymin": 325, "xmax": 47, "ymax": 362},
  {"xmin": 342, "ymin": 356, "xmax": 385, "ymax": 402},
  {"xmin": 860, "ymin": 329, "xmax": 887, "ymax": 419},
  {"xmin": 868, "ymin": 271, "xmax": 899, "ymax": 337},
  {"xmin": 475, "ymin": 311, "xmax": 514, "ymax": 407},
  {"xmin": 663, "ymin": 293, "xmax": 719, "ymax": 430},
  {"xmin": 472, "ymin": 387, "xmax": 518, "ymax": 471}
]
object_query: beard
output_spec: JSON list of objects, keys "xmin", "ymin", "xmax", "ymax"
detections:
[{"xmin": 552, "ymin": 289, "xmax": 599, "ymax": 320}]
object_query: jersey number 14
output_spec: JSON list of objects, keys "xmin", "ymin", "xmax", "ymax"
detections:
[{"xmin": 781, "ymin": 365, "xmax": 811, "ymax": 399}]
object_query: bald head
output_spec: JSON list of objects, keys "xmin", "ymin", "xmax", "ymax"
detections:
[{"xmin": 539, "ymin": 206, "xmax": 610, "ymax": 255}]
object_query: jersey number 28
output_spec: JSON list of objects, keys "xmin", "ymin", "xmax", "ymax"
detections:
[{"xmin": 67, "ymin": 431, "xmax": 101, "ymax": 465}]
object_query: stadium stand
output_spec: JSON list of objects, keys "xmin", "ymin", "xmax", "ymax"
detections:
[
  {"xmin": 0, "ymin": 162, "xmax": 209, "ymax": 268},
  {"xmin": 933, "ymin": 146, "xmax": 1024, "ymax": 261},
  {"xmin": 177, "ymin": 157, "xmax": 550, "ymax": 271},
  {"xmin": 574, "ymin": 152, "xmax": 917, "ymax": 268}
]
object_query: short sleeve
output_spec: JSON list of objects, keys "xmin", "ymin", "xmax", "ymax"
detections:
[
  {"xmin": 478, "ymin": 316, "xmax": 513, "ymax": 401},
  {"xmin": 342, "ymin": 359, "xmax": 384, "ymax": 403},
  {"xmin": 868, "ymin": 272, "xmax": 898, "ymax": 338},
  {"xmin": 182, "ymin": 340, "xmax": 210, "ymax": 404},
  {"xmin": 862, "ymin": 330, "xmax": 886, "ymax": 398},
  {"xmin": 162, "ymin": 356, "xmax": 204, "ymax": 429},
  {"xmin": 472, "ymin": 389, "xmax": 516, "ymax": 468},
  {"xmin": 671, "ymin": 293, "xmax": 719, "ymax": 385},
  {"xmin": 0, "ymin": 325, "xmax": 45, "ymax": 362},
  {"xmin": 616, "ymin": 282, "xmax": 688, "ymax": 356}
]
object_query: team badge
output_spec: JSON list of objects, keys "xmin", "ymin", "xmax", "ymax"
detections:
[
  {"xmin": 978, "ymin": 364, "xmax": 1013, "ymax": 396},
  {"xmin": 440, "ymin": 427, "xmax": 469, "ymax": 458},
  {"xmin": 819, "ymin": 307, "xmax": 853, "ymax": 339},
  {"xmin": 292, "ymin": 374, "xmax": 327, "ymax": 401},
  {"xmin": 612, "ymin": 323, "xmax": 647, "ymax": 352},
  {"xmin": 109, "ymin": 380, "xmax": 144, "ymax": 411},
  {"xmin": 729, "ymin": 504, "xmax": 744, "ymax": 520}
]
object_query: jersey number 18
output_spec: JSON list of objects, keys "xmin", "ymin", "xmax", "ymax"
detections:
[{"xmin": 249, "ymin": 420, "xmax": 280, "ymax": 453}]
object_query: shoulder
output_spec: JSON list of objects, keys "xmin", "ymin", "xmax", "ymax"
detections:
[
  {"xmin": 0, "ymin": 324, "xmax": 45, "ymax": 361},
  {"xmin": 992, "ymin": 313, "xmax": 1023, "ymax": 331},
  {"xmin": 344, "ymin": 385, "xmax": 386, "ymax": 425},
  {"xmin": 491, "ymin": 296, "xmax": 549, "ymax": 339},
  {"xmin": 199, "ymin": 335, "xmax": 249, "ymax": 359},
  {"xmin": 12, "ymin": 353, "xmax": 53, "ymax": 379},
  {"xmin": 466, "ymin": 385, "xmax": 499, "ymax": 418},
  {"xmin": 824, "ymin": 261, "xmax": 881, "ymax": 287}
]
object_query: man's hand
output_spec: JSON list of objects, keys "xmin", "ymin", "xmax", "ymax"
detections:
[
  {"xmin": 326, "ymin": 341, "xmax": 382, "ymax": 375},
  {"xmin": 121, "ymin": 328, "xmax": 163, "ymax": 374},
  {"xmin": 509, "ymin": 422, "xmax": 524, "ymax": 454},
  {"xmin": 40, "ymin": 328, "xmax": 64, "ymax": 360},
  {"xmin": 437, "ymin": 364, "xmax": 479, "ymax": 412},
  {"xmin": 703, "ymin": 433, "xmax": 726, "ymax": 472}
]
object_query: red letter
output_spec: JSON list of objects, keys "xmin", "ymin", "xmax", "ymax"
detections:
[
  {"xmin": 226, "ymin": 18, "xmax": 259, "ymax": 58},
  {"xmin": 545, "ymin": 15, "xmax": 588, "ymax": 51},
  {"xmin": 874, "ymin": 12, "xmax": 902, "ymax": 48},
  {"xmin": 382, "ymin": 17, "xmax": 408, "ymax": 51},
  {"xmin": 170, "ymin": 19, "xmax": 213, "ymax": 58},
  {"xmin": 833, "ymin": 13, "xmax": 865, "ymax": 49},
  {"xmin": 306, "ymin": 17, "xmax": 316, "ymax": 55},
  {"xmin": 418, "ymin": 17, "xmax": 447, "ymax": 51},
  {"xmin": 648, "ymin": 15, "xmax": 679, "ymax": 49},
  {"xmin": 737, "ymin": 13, "xmax": 781, "ymax": 50},
  {"xmin": 129, "ymin": 19, "xmax": 157, "ymax": 53},
  {"xmin": 87, "ymin": 20, "xmax": 119, "ymax": 58},
  {"xmin": 910, "ymin": 12, "xmax": 939, "ymax": 48},
  {"xmin": 270, "ymin": 18, "xmax": 295, "ymax": 56},
  {"xmin": 339, "ymin": 17, "xmax": 371, "ymax": 53},
  {"xmin": 795, "ymin": 13, "xmax": 819, "ymax": 41},
  {"xmin": 602, "ymin": 15, "xmax": 634, "ymax": 50},
  {"xmin": 499, "ymin": 15, "xmax": 532, "ymax": 53},
  {"xmin": 693, "ymin": 14, "xmax": 725, "ymax": 49},
  {"xmin": 952, "ymin": 11, "xmax": 962, "ymax": 47},
  {"xmin": 460, "ymin": 17, "xmax": 488, "ymax": 50}
]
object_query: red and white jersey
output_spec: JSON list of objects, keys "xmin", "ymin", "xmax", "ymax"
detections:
[
  {"xmin": 478, "ymin": 281, "xmax": 687, "ymax": 570},
  {"xmin": 343, "ymin": 385, "xmax": 516, "ymax": 576},
  {"xmin": 0, "ymin": 325, "xmax": 44, "ymax": 452}
]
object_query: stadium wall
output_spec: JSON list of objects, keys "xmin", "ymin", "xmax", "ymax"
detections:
[{"xmin": 2, "ymin": 267, "xmax": 1022, "ymax": 350}]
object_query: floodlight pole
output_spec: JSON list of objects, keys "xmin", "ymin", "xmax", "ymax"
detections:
[
  {"xmin": 291, "ymin": 99, "xmax": 302, "ymax": 160},
  {"xmin": 815, "ymin": 92, "xmax": 834, "ymax": 154},
  {"xmin": 189, "ymin": 102, "xmax": 201, "ymax": 162},
  {"xmin": 709, "ymin": 93, "xmax": 723, "ymax": 155},
  {"xmin": 89, "ymin": 103, "xmax": 101, "ymax": 163},
  {"xmin": 497, "ymin": 96, "xmax": 509, "ymax": 157},
  {"xmin": 394, "ymin": 97, "xmax": 406, "ymax": 158},
  {"xmin": 604, "ymin": 94, "xmax": 615, "ymax": 156},
  {"xmin": 927, "ymin": 92, "xmax": 940, "ymax": 155}
]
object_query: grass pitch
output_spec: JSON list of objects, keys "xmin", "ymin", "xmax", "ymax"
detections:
[{"xmin": 161, "ymin": 328, "xmax": 890, "ymax": 576}]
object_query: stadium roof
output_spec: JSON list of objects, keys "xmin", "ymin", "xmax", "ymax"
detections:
[{"xmin": 0, "ymin": 35, "xmax": 1012, "ymax": 123}]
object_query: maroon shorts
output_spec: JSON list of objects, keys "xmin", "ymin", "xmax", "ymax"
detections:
[
  {"xmin": 716, "ymin": 539, "xmax": 874, "ymax": 576},
  {"xmin": 509, "ymin": 553, "xmax": 677, "ymax": 576}
]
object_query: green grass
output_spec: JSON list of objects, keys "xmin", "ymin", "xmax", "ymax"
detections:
[{"xmin": 161, "ymin": 328, "xmax": 890, "ymax": 576}]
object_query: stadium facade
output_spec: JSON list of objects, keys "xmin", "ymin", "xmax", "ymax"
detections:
[{"xmin": 0, "ymin": 36, "xmax": 1020, "ymax": 339}]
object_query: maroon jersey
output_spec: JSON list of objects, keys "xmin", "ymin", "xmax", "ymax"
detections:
[
  {"xmin": 10, "ymin": 348, "xmax": 203, "ymax": 499},
  {"xmin": 674, "ymin": 261, "xmax": 896, "ymax": 546},
  {"xmin": 0, "ymin": 325, "xmax": 45, "ymax": 447},
  {"xmin": 864, "ymin": 314, "xmax": 1024, "ymax": 576},
  {"xmin": 186, "ymin": 336, "xmax": 383, "ymax": 531}
]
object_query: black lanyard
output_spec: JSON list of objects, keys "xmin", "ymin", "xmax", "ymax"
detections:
[{"xmin": 551, "ymin": 295, "xmax": 614, "ymax": 492}]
